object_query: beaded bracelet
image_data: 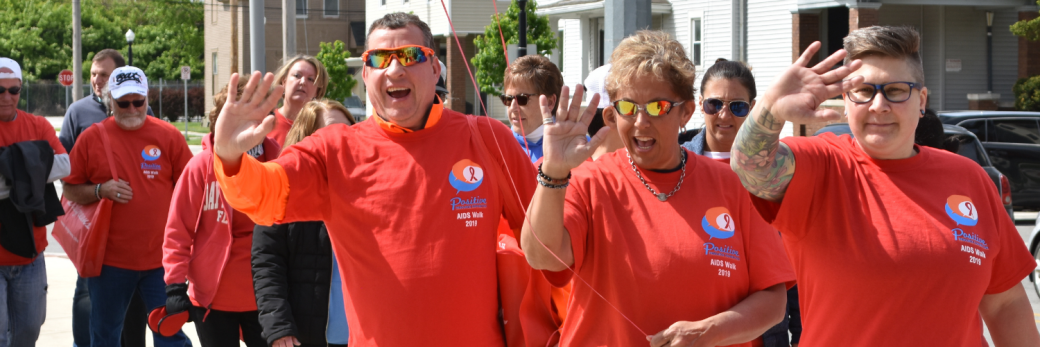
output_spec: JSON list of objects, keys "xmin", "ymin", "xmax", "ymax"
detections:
[
  {"xmin": 537, "ymin": 163, "xmax": 571, "ymax": 184},
  {"xmin": 537, "ymin": 176, "xmax": 569, "ymax": 189},
  {"xmin": 94, "ymin": 184, "xmax": 101, "ymax": 200}
]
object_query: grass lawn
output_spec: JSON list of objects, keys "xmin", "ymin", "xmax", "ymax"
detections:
[
  {"xmin": 186, "ymin": 136, "xmax": 202, "ymax": 146},
  {"xmin": 170, "ymin": 121, "xmax": 210, "ymax": 134}
]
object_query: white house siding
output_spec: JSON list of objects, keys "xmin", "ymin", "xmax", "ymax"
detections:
[
  {"xmin": 745, "ymin": 0, "xmax": 794, "ymax": 137},
  {"xmin": 940, "ymin": 6, "xmax": 989, "ymax": 111},
  {"xmin": 560, "ymin": 19, "xmax": 585, "ymax": 88}
]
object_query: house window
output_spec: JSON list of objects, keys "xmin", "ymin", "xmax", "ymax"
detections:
[
  {"xmin": 690, "ymin": 17, "xmax": 702, "ymax": 66},
  {"xmin": 324, "ymin": 0, "xmax": 338, "ymax": 17},
  {"xmin": 381, "ymin": 0, "xmax": 385, "ymax": 5},
  {"xmin": 211, "ymin": 52, "xmax": 218, "ymax": 95},
  {"xmin": 296, "ymin": 0, "xmax": 307, "ymax": 17}
]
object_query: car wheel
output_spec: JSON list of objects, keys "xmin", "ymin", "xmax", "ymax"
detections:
[{"xmin": 1033, "ymin": 246, "xmax": 1040, "ymax": 298}]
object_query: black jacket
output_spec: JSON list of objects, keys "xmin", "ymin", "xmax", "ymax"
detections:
[
  {"xmin": 0, "ymin": 140, "xmax": 63, "ymax": 258},
  {"xmin": 251, "ymin": 221, "xmax": 333, "ymax": 346}
]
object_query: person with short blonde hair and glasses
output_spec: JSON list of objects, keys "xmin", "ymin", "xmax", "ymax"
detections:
[
  {"xmin": 731, "ymin": 25, "xmax": 1040, "ymax": 346},
  {"xmin": 502, "ymin": 55, "xmax": 564, "ymax": 162},
  {"xmin": 522, "ymin": 30, "xmax": 794, "ymax": 346},
  {"xmin": 267, "ymin": 55, "xmax": 330, "ymax": 146}
]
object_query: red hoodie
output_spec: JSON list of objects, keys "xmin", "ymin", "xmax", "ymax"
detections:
[{"xmin": 163, "ymin": 134, "xmax": 281, "ymax": 311}]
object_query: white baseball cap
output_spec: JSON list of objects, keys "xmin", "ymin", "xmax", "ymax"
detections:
[
  {"xmin": 584, "ymin": 64, "xmax": 611, "ymax": 109},
  {"xmin": 0, "ymin": 58, "xmax": 22, "ymax": 81},
  {"xmin": 108, "ymin": 66, "xmax": 148, "ymax": 99}
]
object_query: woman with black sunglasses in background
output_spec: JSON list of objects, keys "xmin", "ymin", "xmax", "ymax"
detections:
[
  {"xmin": 681, "ymin": 58, "xmax": 803, "ymax": 347},
  {"xmin": 501, "ymin": 55, "xmax": 564, "ymax": 163}
]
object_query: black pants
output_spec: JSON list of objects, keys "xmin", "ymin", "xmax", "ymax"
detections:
[
  {"xmin": 72, "ymin": 276, "xmax": 148, "ymax": 347},
  {"xmin": 191, "ymin": 306, "xmax": 267, "ymax": 347}
]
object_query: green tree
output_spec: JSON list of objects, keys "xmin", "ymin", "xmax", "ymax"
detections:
[
  {"xmin": 0, "ymin": 0, "xmax": 204, "ymax": 81},
  {"xmin": 471, "ymin": 0, "xmax": 557, "ymax": 96},
  {"xmin": 316, "ymin": 40, "xmax": 357, "ymax": 101},
  {"xmin": 1011, "ymin": 1, "xmax": 1040, "ymax": 41}
]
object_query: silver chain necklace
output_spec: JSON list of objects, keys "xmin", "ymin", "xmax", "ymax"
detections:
[{"xmin": 626, "ymin": 149, "xmax": 687, "ymax": 202}]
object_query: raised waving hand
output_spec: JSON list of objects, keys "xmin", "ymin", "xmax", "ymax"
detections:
[
  {"xmin": 213, "ymin": 72, "xmax": 285, "ymax": 169},
  {"xmin": 730, "ymin": 42, "xmax": 863, "ymax": 203},
  {"xmin": 539, "ymin": 85, "xmax": 611, "ymax": 178}
]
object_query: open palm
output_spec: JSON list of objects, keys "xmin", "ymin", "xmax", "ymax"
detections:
[
  {"xmin": 213, "ymin": 72, "xmax": 284, "ymax": 163},
  {"xmin": 764, "ymin": 42, "xmax": 864, "ymax": 124},
  {"xmin": 541, "ymin": 85, "xmax": 610, "ymax": 177}
]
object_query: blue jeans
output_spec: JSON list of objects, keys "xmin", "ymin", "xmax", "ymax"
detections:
[
  {"xmin": 87, "ymin": 265, "xmax": 191, "ymax": 347},
  {"xmin": 0, "ymin": 256, "xmax": 47, "ymax": 347}
]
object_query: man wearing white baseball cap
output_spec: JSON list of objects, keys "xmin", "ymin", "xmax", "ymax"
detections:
[
  {"xmin": 0, "ymin": 57, "xmax": 71, "ymax": 347},
  {"xmin": 62, "ymin": 66, "xmax": 192, "ymax": 347}
]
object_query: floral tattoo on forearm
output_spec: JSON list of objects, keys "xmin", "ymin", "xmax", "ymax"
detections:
[{"xmin": 731, "ymin": 108, "xmax": 796, "ymax": 202}]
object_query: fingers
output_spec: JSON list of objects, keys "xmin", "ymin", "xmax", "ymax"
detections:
[
  {"xmin": 578, "ymin": 93, "xmax": 600, "ymax": 126},
  {"xmin": 248, "ymin": 73, "xmax": 279, "ymax": 110},
  {"xmin": 239, "ymin": 71, "xmax": 263, "ymax": 105},
  {"xmin": 227, "ymin": 73, "xmax": 241, "ymax": 103},
  {"xmin": 793, "ymin": 41, "xmax": 821, "ymax": 67},
  {"xmin": 818, "ymin": 59, "xmax": 862, "ymax": 85},
  {"xmin": 813, "ymin": 107, "xmax": 843, "ymax": 122},
  {"xmin": 565, "ymin": 84, "xmax": 586, "ymax": 123},
  {"xmin": 293, "ymin": 337, "xmax": 301, "ymax": 346},
  {"xmin": 556, "ymin": 85, "xmax": 572, "ymax": 122},
  {"xmin": 818, "ymin": 74, "xmax": 865, "ymax": 99},
  {"xmin": 539, "ymin": 94, "xmax": 553, "ymax": 121},
  {"xmin": 648, "ymin": 330, "xmax": 669, "ymax": 347},
  {"xmin": 810, "ymin": 48, "xmax": 848, "ymax": 75}
]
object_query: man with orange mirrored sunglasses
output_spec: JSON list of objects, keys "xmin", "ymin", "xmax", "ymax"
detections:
[{"xmin": 210, "ymin": 12, "xmax": 550, "ymax": 347}]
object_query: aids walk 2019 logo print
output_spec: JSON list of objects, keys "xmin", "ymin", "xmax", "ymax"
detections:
[
  {"xmin": 701, "ymin": 206, "xmax": 740, "ymax": 261},
  {"xmin": 140, "ymin": 145, "xmax": 162, "ymax": 179},
  {"xmin": 448, "ymin": 159, "xmax": 487, "ymax": 211}
]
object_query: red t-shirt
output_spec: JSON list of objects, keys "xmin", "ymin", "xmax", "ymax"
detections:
[
  {"xmin": 752, "ymin": 133, "xmax": 1036, "ymax": 346},
  {"xmin": 65, "ymin": 117, "xmax": 192, "ymax": 270},
  {"xmin": 267, "ymin": 110, "xmax": 293, "ymax": 147},
  {"xmin": 0, "ymin": 110, "xmax": 66, "ymax": 265},
  {"xmin": 271, "ymin": 110, "xmax": 536, "ymax": 346},
  {"xmin": 545, "ymin": 150, "xmax": 795, "ymax": 346}
]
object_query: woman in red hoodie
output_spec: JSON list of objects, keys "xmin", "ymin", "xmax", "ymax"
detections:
[{"xmin": 162, "ymin": 81, "xmax": 281, "ymax": 346}]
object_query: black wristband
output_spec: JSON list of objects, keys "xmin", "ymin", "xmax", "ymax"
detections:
[{"xmin": 538, "ymin": 163, "xmax": 571, "ymax": 183}]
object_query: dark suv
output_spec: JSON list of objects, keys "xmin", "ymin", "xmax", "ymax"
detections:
[
  {"xmin": 939, "ymin": 111, "xmax": 1040, "ymax": 211},
  {"xmin": 815, "ymin": 123, "xmax": 1014, "ymax": 218}
]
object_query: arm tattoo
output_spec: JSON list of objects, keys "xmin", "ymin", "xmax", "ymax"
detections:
[{"xmin": 731, "ymin": 108, "xmax": 797, "ymax": 202}]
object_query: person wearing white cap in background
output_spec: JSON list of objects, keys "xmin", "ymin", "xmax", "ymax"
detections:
[
  {"xmin": 583, "ymin": 64, "xmax": 623, "ymax": 161},
  {"xmin": 61, "ymin": 66, "xmax": 193, "ymax": 347},
  {"xmin": 0, "ymin": 57, "xmax": 71, "ymax": 347}
]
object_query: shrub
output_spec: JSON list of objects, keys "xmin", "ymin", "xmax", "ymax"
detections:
[{"xmin": 1013, "ymin": 76, "xmax": 1040, "ymax": 111}]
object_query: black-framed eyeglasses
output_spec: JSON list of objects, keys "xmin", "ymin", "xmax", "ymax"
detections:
[
  {"xmin": 702, "ymin": 98, "xmax": 751, "ymax": 117},
  {"xmin": 845, "ymin": 82, "xmax": 922, "ymax": 104},
  {"xmin": 500, "ymin": 93, "xmax": 537, "ymax": 107},
  {"xmin": 0, "ymin": 86, "xmax": 21, "ymax": 95},
  {"xmin": 612, "ymin": 99, "xmax": 686, "ymax": 117},
  {"xmin": 115, "ymin": 99, "xmax": 146, "ymax": 109}
]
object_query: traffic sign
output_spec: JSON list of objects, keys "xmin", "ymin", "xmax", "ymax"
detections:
[
  {"xmin": 181, "ymin": 66, "xmax": 190, "ymax": 80},
  {"xmin": 58, "ymin": 70, "xmax": 74, "ymax": 86}
]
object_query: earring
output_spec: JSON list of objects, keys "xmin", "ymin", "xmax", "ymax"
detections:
[
  {"xmin": 920, "ymin": 110, "xmax": 925, "ymax": 115},
  {"xmin": 681, "ymin": 126, "xmax": 687, "ymax": 133}
]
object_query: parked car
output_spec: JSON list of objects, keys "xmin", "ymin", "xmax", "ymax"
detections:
[
  {"xmin": 938, "ymin": 111, "xmax": 1040, "ymax": 211},
  {"xmin": 343, "ymin": 95, "xmax": 366, "ymax": 122},
  {"xmin": 814, "ymin": 123, "xmax": 1014, "ymax": 218},
  {"xmin": 1027, "ymin": 215, "xmax": 1040, "ymax": 298}
]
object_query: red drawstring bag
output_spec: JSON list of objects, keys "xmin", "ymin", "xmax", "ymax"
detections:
[{"xmin": 52, "ymin": 122, "xmax": 118, "ymax": 278}]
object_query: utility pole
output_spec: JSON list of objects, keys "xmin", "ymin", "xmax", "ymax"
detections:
[
  {"xmin": 72, "ymin": 0, "xmax": 83, "ymax": 100},
  {"xmin": 283, "ymin": 0, "xmax": 297, "ymax": 62},
  {"xmin": 250, "ymin": 0, "xmax": 266, "ymax": 72},
  {"xmin": 517, "ymin": 0, "xmax": 528, "ymax": 58}
]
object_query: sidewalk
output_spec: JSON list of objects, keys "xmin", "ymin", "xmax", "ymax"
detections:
[{"xmin": 39, "ymin": 254, "xmax": 217, "ymax": 346}]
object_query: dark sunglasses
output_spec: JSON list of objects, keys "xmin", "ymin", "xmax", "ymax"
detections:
[
  {"xmin": 612, "ymin": 100, "xmax": 685, "ymax": 117},
  {"xmin": 0, "ymin": 86, "xmax": 21, "ymax": 95},
  {"xmin": 845, "ymin": 82, "xmax": 921, "ymax": 104},
  {"xmin": 500, "ymin": 93, "xmax": 536, "ymax": 107},
  {"xmin": 361, "ymin": 45, "xmax": 436, "ymax": 69},
  {"xmin": 115, "ymin": 99, "xmax": 146, "ymax": 109},
  {"xmin": 702, "ymin": 98, "xmax": 751, "ymax": 117}
]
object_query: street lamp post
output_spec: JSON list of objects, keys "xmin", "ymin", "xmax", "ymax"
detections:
[
  {"xmin": 126, "ymin": 29, "xmax": 135, "ymax": 66},
  {"xmin": 517, "ymin": 0, "xmax": 528, "ymax": 58}
]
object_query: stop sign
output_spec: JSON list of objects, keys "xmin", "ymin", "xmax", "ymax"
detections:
[{"xmin": 58, "ymin": 70, "xmax": 74, "ymax": 86}]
